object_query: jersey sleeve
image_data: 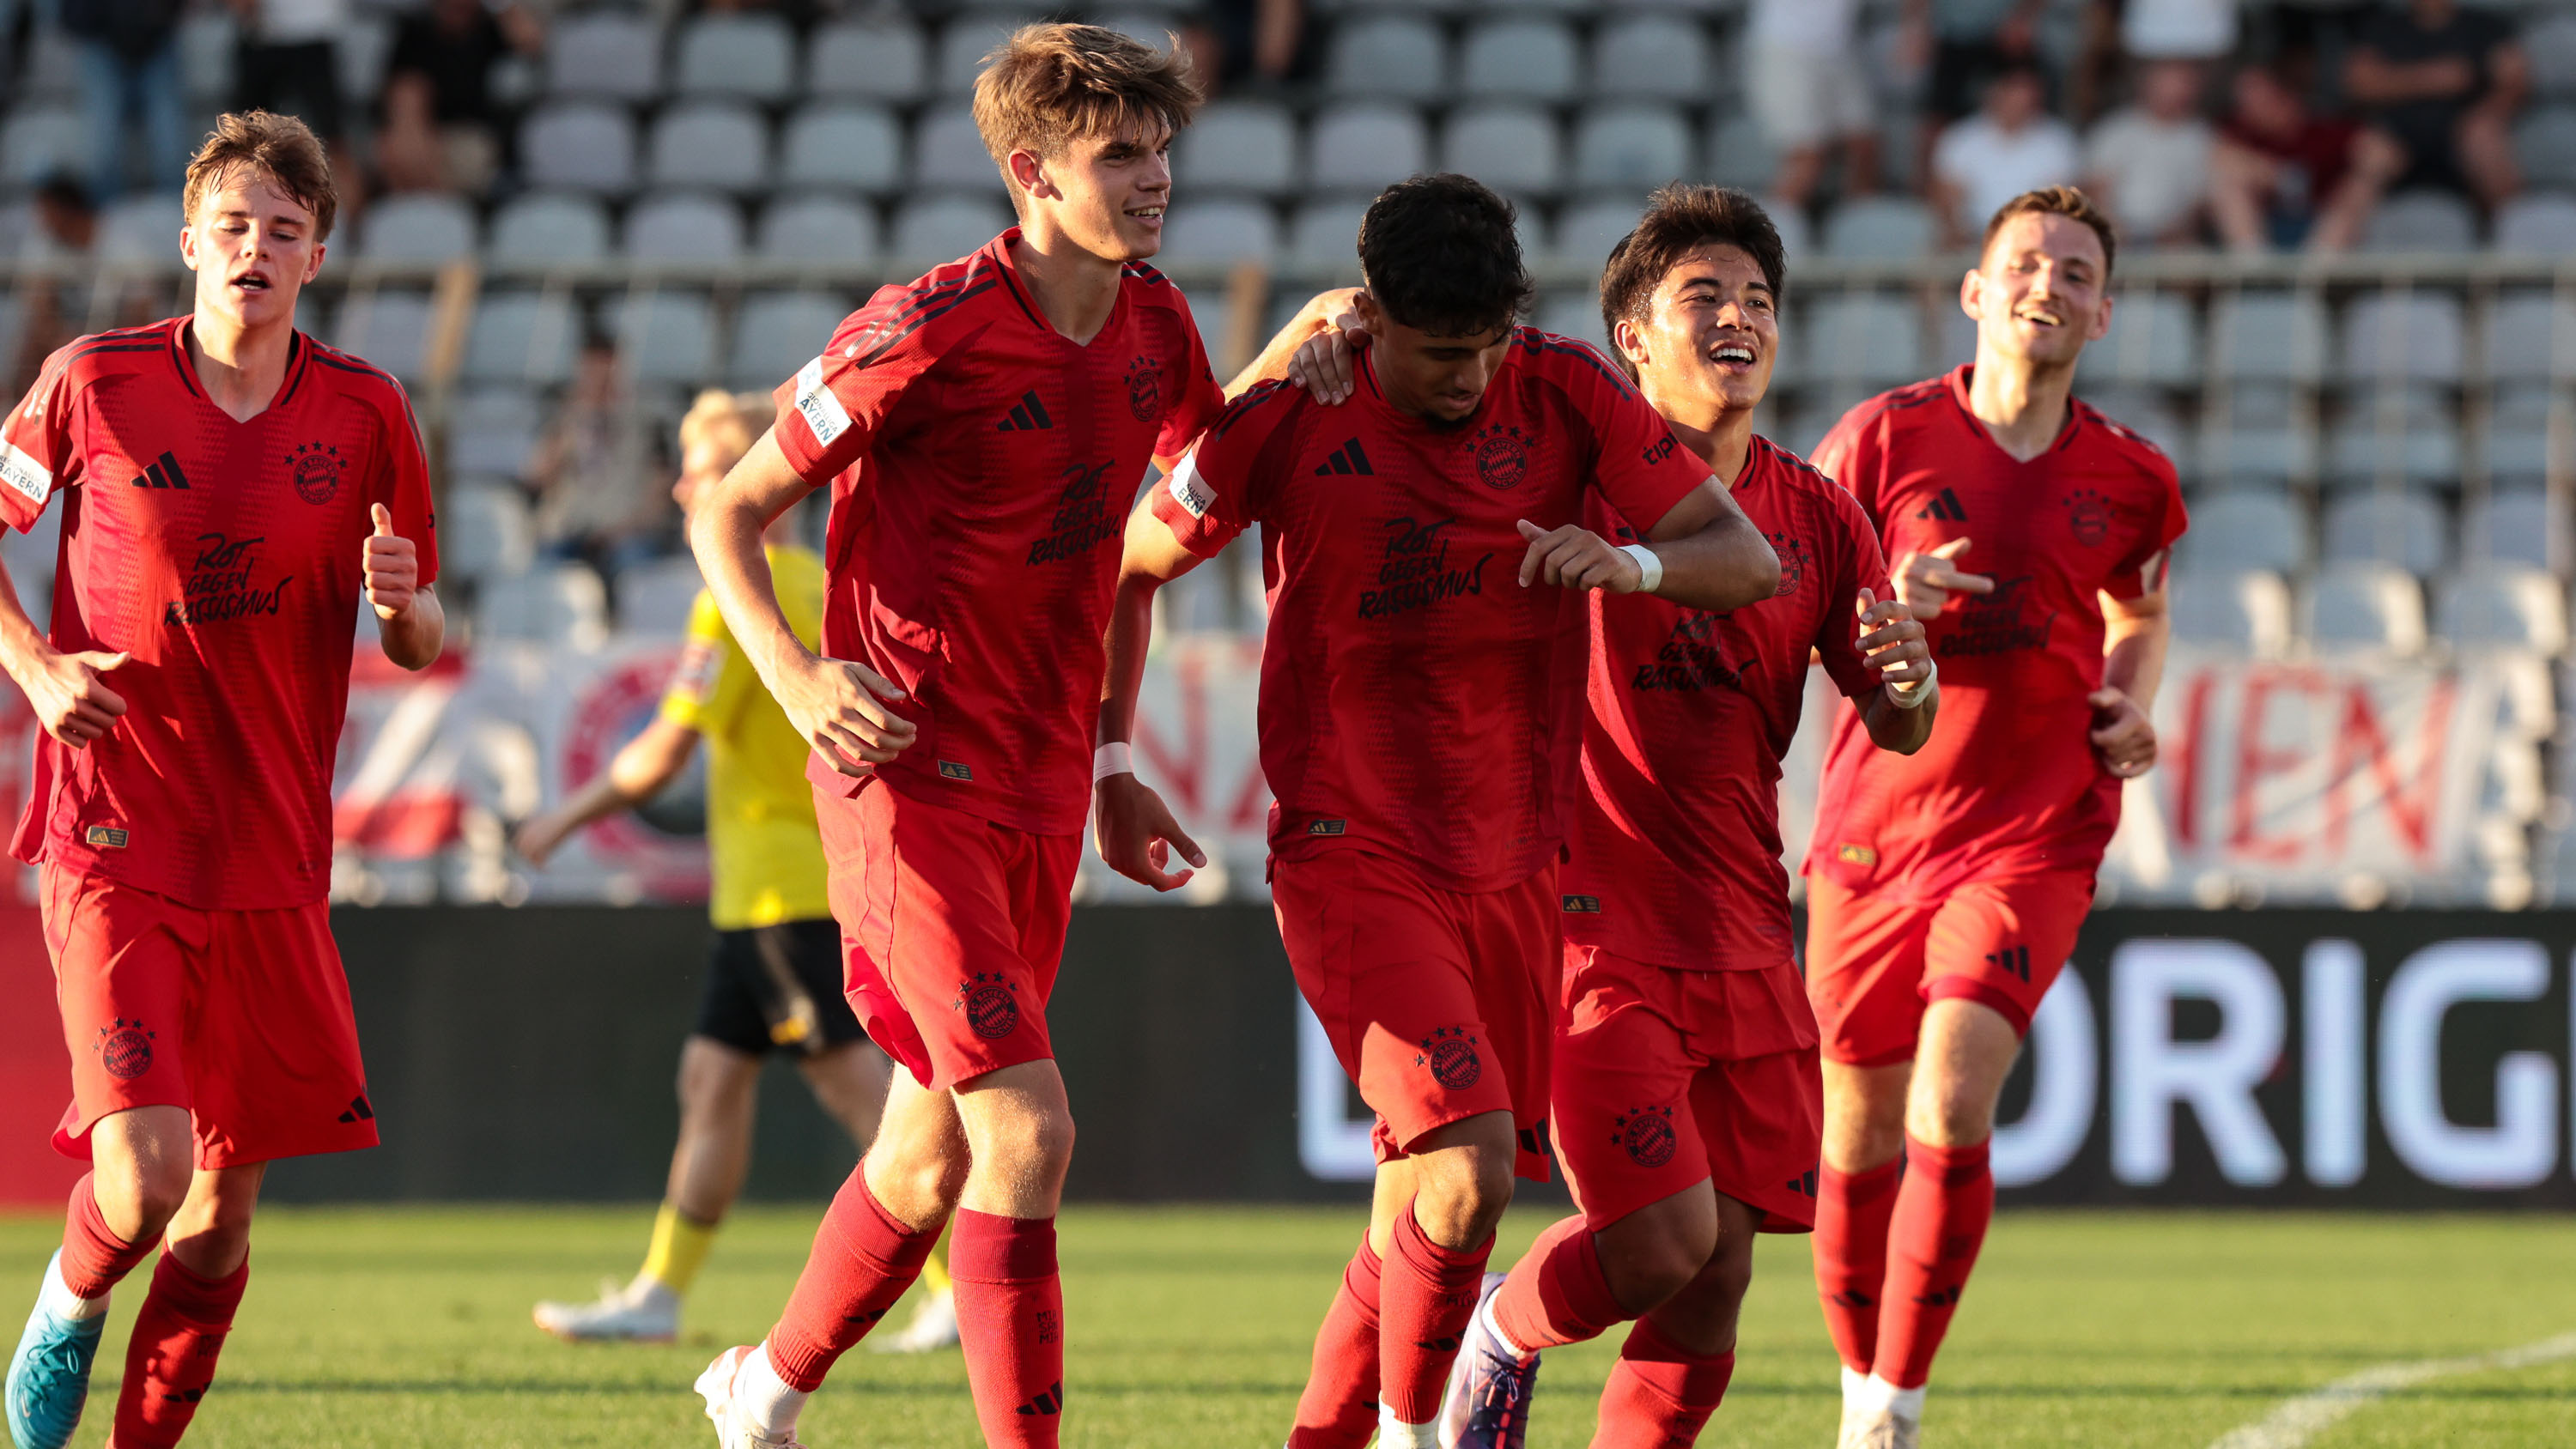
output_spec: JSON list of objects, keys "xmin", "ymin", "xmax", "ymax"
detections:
[
  {"xmin": 0, "ymin": 345, "xmax": 78, "ymax": 533},
  {"xmin": 769, "ymin": 285, "xmax": 941, "ymax": 488},
  {"xmin": 2104, "ymin": 450, "xmax": 2187, "ymax": 601},
  {"xmin": 1562, "ymin": 346, "xmax": 1710, "ymax": 532},
  {"xmin": 1149, "ymin": 380, "xmax": 1298, "ymax": 558},
  {"xmin": 1815, "ymin": 487, "xmax": 1898, "ymax": 700},
  {"xmin": 658, "ymin": 589, "xmax": 735, "ymax": 736},
  {"xmin": 376, "ymin": 385, "xmax": 440, "ymax": 586},
  {"xmin": 1808, "ymin": 403, "xmax": 1885, "ymax": 530},
  {"xmin": 1154, "ymin": 292, "xmax": 1228, "ymax": 461}
]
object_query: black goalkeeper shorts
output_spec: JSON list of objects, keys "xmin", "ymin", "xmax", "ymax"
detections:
[{"xmin": 695, "ymin": 919, "xmax": 870, "ymax": 1058}]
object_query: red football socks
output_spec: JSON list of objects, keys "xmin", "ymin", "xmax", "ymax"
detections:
[
  {"xmin": 108, "ymin": 1251, "xmax": 250, "ymax": 1449},
  {"xmin": 1812, "ymin": 1157, "xmax": 1903, "ymax": 1375},
  {"xmin": 766, "ymin": 1167, "xmax": 941, "ymax": 1391},
  {"xmin": 59, "ymin": 1173, "xmax": 156, "ymax": 1300},
  {"xmin": 1490, "ymin": 1215, "xmax": 1624, "ymax": 1355},
  {"xmin": 1288, "ymin": 1232, "xmax": 1383, "ymax": 1449},
  {"xmin": 1377, "ymin": 1206, "xmax": 1492, "ymax": 1427},
  {"xmin": 1589, "ymin": 1316, "xmax": 1734, "ymax": 1449},
  {"xmin": 1874, "ymin": 1136, "xmax": 1993, "ymax": 1390},
  {"xmin": 951, "ymin": 1207, "xmax": 1064, "ymax": 1448}
]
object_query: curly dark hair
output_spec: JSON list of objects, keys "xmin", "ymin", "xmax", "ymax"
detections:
[
  {"xmin": 1356, "ymin": 174, "xmax": 1535, "ymax": 340},
  {"xmin": 1597, "ymin": 185, "xmax": 1785, "ymax": 383}
]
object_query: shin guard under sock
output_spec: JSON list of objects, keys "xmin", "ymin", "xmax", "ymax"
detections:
[
  {"xmin": 109, "ymin": 1251, "xmax": 250, "ymax": 1449},
  {"xmin": 1490, "ymin": 1214, "xmax": 1625, "ymax": 1355},
  {"xmin": 59, "ymin": 1173, "xmax": 156, "ymax": 1301},
  {"xmin": 765, "ymin": 1167, "xmax": 940, "ymax": 1391},
  {"xmin": 1873, "ymin": 1136, "xmax": 1993, "ymax": 1390},
  {"xmin": 1589, "ymin": 1316, "xmax": 1734, "ymax": 1449},
  {"xmin": 1812, "ymin": 1157, "xmax": 1903, "ymax": 1375},
  {"xmin": 1377, "ymin": 1206, "xmax": 1492, "ymax": 1428},
  {"xmin": 1288, "ymin": 1232, "xmax": 1383, "ymax": 1449},
  {"xmin": 951, "ymin": 1207, "xmax": 1063, "ymax": 1448}
]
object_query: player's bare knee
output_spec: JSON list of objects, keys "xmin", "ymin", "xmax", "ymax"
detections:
[{"xmin": 1412, "ymin": 1147, "xmax": 1513, "ymax": 1247}]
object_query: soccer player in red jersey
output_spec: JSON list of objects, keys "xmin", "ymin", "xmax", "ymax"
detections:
[
  {"xmin": 681, "ymin": 27, "xmax": 1224, "ymax": 1449},
  {"xmin": 1094, "ymin": 174, "xmax": 1783, "ymax": 1449},
  {"xmin": 0, "ymin": 112, "xmax": 442, "ymax": 1449},
  {"xmin": 1802, "ymin": 186, "xmax": 2185, "ymax": 1449},
  {"xmin": 1421, "ymin": 185, "xmax": 1938, "ymax": 1449}
]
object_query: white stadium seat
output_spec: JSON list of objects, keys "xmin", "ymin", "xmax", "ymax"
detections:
[
  {"xmin": 807, "ymin": 17, "xmax": 929, "ymax": 102},
  {"xmin": 2324, "ymin": 388, "xmax": 2459, "ymax": 488},
  {"xmin": 2300, "ymin": 562, "xmax": 2428, "ymax": 657},
  {"xmin": 464, "ymin": 291, "xmax": 579, "ymax": 385},
  {"xmin": 623, "ymin": 192, "xmax": 744, "ymax": 263},
  {"xmin": 756, "ymin": 196, "xmax": 882, "ymax": 264},
  {"xmin": 614, "ymin": 555, "xmax": 706, "ymax": 635},
  {"xmin": 2482, "ymin": 292, "xmax": 2576, "ymax": 380},
  {"xmin": 2209, "ymin": 290, "xmax": 2329, "ymax": 381},
  {"xmin": 729, "ymin": 291, "xmax": 853, "ymax": 389},
  {"xmin": 448, "ymin": 389, "xmax": 544, "ymax": 481},
  {"xmin": 1441, "ymin": 106, "xmax": 1564, "ymax": 197},
  {"xmin": 1287, "ymin": 197, "xmax": 1371, "ymax": 264},
  {"xmin": 1537, "ymin": 292, "xmax": 1609, "ymax": 352},
  {"xmin": 1571, "ymin": 106, "xmax": 1693, "ymax": 194},
  {"xmin": 1157, "ymin": 199, "xmax": 1281, "ymax": 264},
  {"xmin": 2513, "ymin": 107, "xmax": 2576, "ymax": 189},
  {"xmin": 2321, "ymin": 488, "xmax": 2449, "ymax": 576},
  {"xmin": 0, "ymin": 109, "xmax": 84, "ymax": 190},
  {"xmin": 2178, "ymin": 490, "xmax": 2311, "ymax": 575},
  {"xmin": 1590, "ymin": 15, "xmax": 1710, "ymax": 100},
  {"xmin": 2528, "ymin": 10, "xmax": 2576, "ymax": 99},
  {"xmin": 779, "ymin": 104, "xmax": 905, "ymax": 195},
  {"xmin": 2362, "ymin": 191, "xmax": 2479, "ymax": 252},
  {"xmin": 488, "ymin": 193, "xmax": 611, "ymax": 266},
  {"xmin": 1325, "ymin": 17, "xmax": 1447, "ymax": 101},
  {"xmin": 2493, "ymin": 192, "xmax": 2576, "ymax": 254},
  {"xmin": 936, "ymin": 17, "xmax": 1027, "ymax": 95},
  {"xmin": 1797, "ymin": 293, "xmax": 1926, "ymax": 385},
  {"xmin": 522, "ymin": 102, "xmax": 638, "ymax": 194},
  {"xmin": 2338, "ymin": 291, "xmax": 2464, "ymax": 383},
  {"xmin": 1822, "ymin": 197, "xmax": 1936, "ymax": 260},
  {"xmin": 1308, "ymin": 106, "xmax": 1430, "ymax": 193},
  {"xmin": 611, "ymin": 290, "xmax": 717, "ymax": 385},
  {"xmin": 2168, "ymin": 567, "xmax": 2294, "ymax": 658},
  {"xmin": 1458, "ymin": 19, "xmax": 1579, "ymax": 104},
  {"xmin": 647, "ymin": 102, "xmax": 771, "ymax": 195},
  {"xmin": 2079, "ymin": 290, "xmax": 2199, "ymax": 387},
  {"xmin": 2462, "ymin": 488, "xmax": 2559, "ymax": 573},
  {"xmin": 479, "ymin": 563, "xmax": 610, "ymax": 649},
  {"xmin": 1704, "ymin": 113, "xmax": 1777, "ymax": 192},
  {"xmin": 97, "ymin": 195, "xmax": 185, "ymax": 264},
  {"xmin": 2436, "ymin": 567, "xmax": 2569, "ymax": 655},
  {"xmin": 442, "ymin": 482, "xmax": 538, "ymax": 584},
  {"xmin": 332, "ymin": 290, "xmax": 434, "ymax": 385},
  {"xmin": 890, "ymin": 194, "xmax": 1012, "ymax": 262},
  {"xmin": 913, "ymin": 105, "xmax": 1005, "ymax": 193},
  {"xmin": 673, "ymin": 15, "xmax": 794, "ymax": 102},
  {"xmin": 1177, "ymin": 102, "xmax": 1300, "ymax": 197},
  {"xmin": 358, "ymin": 193, "xmax": 477, "ymax": 262},
  {"xmin": 545, "ymin": 13, "xmax": 661, "ymax": 101}
]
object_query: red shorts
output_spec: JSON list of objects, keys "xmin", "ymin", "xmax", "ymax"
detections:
[
  {"xmin": 40, "ymin": 866, "xmax": 377, "ymax": 1170},
  {"xmin": 816, "ymin": 776, "xmax": 1079, "ymax": 1092},
  {"xmin": 1803, "ymin": 870, "xmax": 2095, "ymax": 1067},
  {"xmin": 1273, "ymin": 852, "xmax": 1561, "ymax": 1181},
  {"xmin": 1552, "ymin": 946, "xmax": 1823, "ymax": 1233}
]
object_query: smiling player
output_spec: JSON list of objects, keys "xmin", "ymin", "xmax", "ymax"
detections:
[
  {"xmin": 682, "ymin": 26, "xmax": 1223, "ymax": 1449},
  {"xmin": 1803, "ymin": 187, "xmax": 2185, "ymax": 1449},
  {"xmin": 3, "ymin": 112, "xmax": 441, "ymax": 1449}
]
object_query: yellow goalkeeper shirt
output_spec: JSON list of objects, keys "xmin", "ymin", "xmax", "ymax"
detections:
[{"xmin": 658, "ymin": 545, "xmax": 832, "ymax": 930}]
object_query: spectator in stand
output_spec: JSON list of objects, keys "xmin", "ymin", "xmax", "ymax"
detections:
[
  {"xmin": 2209, "ymin": 60, "xmax": 2402, "ymax": 252},
  {"xmin": 531, "ymin": 336, "xmax": 676, "ymax": 580},
  {"xmin": 2068, "ymin": 0, "xmax": 2238, "ymax": 124},
  {"xmin": 61, "ymin": 0, "xmax": 187, "ymax": 203},
  {"xmin": 1931, "ymin": 65, "xmax": 2081, "ymax": 245},
  {"xmin": 1747, "ymin": 0, "xmax": 1880, "ymax": 209},
  {"xmin": 1907, "ymin": 0, "xmax": 2049, "ymax": 142},
  {"xmin": 6, "ymin": 177, "xmax": 99, "ymax": 396},
  {"xmin": 2083, "ymin": 58, "xmax": 2215, "ymax": 248},
  {"xmin": 378, "ymin": 0, "xmax": 544, "ymax": 197},
  {"xmin": 231, "ymin": 0, "xmax": 364, "ymax": 215},
  {"xmin": 1182, "ymin": 0, "xmax": 1309, "ymax": 97},
  {"xmin": 2344, "ymin": 0, "xmax": 2526, "ymax": 211}
]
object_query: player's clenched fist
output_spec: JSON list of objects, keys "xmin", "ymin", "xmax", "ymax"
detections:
[
  {"xmin": 775, "ymin": 652, "xmax": 916, "ymax": 775},
  {"xmin": 363, "ymin": 502, "xmax": 419, "ymax": 619},
  {"xmin": 1093, "ymin": 769, "xmax": 1207, "ymax": 892},
  {"xmin": 2087, "ymin": 686, "xmax": 2157, "ymax": 778},
  {"xmin": 1893, "ymin": 536, "xmax": 1994, "ymax": 618},
  {"xmin": 1516, "ymin": 518, "xmax": 1645, "ymax": 593},
  {"xmin": 24, "ymin": 646, "xmax": 129, "ymax": 749},
  {"xmin": 1856, "ymin": 589, "xmax": 1932, "ymax": 688}
]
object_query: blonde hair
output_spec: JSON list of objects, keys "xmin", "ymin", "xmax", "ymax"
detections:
[
  {"xmin": 1982, "ymin": 185, "xmax": 2117, "ymax": 277},
  {"xmin": 677, "ymin": 389, "xmax": 772, "ymax": 464},
  {"xmin": 185, "ymin": 111, "xmax": 338, "ymax": 242},
  {"xmin": 971, "ymin": 23, "xmax": 1200, "ymax": 188}
]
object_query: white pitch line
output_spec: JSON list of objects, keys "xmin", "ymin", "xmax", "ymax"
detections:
[{"xmin": 2207, "ymin": 1331, "xmax": 2576, "ymax": 1449}]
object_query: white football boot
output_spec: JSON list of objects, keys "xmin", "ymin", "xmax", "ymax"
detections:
[
  {"xmin": 696, "ymin": 1344, "xmax": 807, "ymax": 1449},
  {"xmin": 532, "ymin": 1278, "xmax": 679, "ymax": 1343}
]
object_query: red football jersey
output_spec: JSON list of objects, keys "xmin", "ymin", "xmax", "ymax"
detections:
[
  {"xmin": 1151, "ymin": 330, "xmax": 1711, "ymax": 892},
  {"xmin": 1564, "ymin": 434, "xmax": 1892, "ymax": 971},
  {"xmin": 1804, "ymin": 366, "xmax": 2186, "ymax": 901},
  {"xmin": 0, "ymin": 318, "xmax": 440, "ymax": 909},
  {"xmin": 770, "ymin": 231, "xmax": 1223, "ymax": 836}
]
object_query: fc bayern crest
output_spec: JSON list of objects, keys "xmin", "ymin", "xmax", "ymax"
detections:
[
  {"xmin": 1769, "ymin": 530, "xmax": 1810, "ymax": 597},
  {"xmin": 958, "ymin": 973, "xmax": 1021, "ymax": 1040},
  {"xmin": 1471, "ymin": 423, "xmax": 1529, "ymax": 491},
  {"xmin": 287, "ymin": 440, "xmax": 343, "ymax": 506},
  {"xmin": 1418, "ymin": 1027, "xmax": 1484, "ymax": 1090},
  {"xmin": 1614, "ymin": 1104, "xmax": 1677, "ymax": 1167},
  {"xmin": 2064, "ymin": 488, "xmax": 2112, "ymax": 547},
  {"xmin": 97, "ymin": 1018, "xmax": 155, "ymax": 1080},
  {"xmin": 1126, "ymin": 355, "xmax": 1162, "ymax": 422}
]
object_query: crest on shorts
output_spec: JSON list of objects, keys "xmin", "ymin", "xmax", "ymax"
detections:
[
  {"xmin": 2063, "ymin": 488, "xmax": 2112, "ymax": 547},
  {"xmin": 95, "ymin": 1018, "xmax": 155, "ymax": 1081},
  {"xmin": 1470, "ymin": 423, "xmax": 1529, "ymax": 492},
  {"xmin": 1126, "ymin": 355, "xmax": 1162, "ymax": 423},
  {"xmin": 1769, "ymin": 530, "xmax": 1810, "ymax": 597},
  {"xmin": 1416, "ymin": 1026, "xmax": 1483, "ymax": 1091},
  {"xmin": 1613, "ymin": 1104, "xmax": 1678, "ymax": 1168},
  {"xmin": 955, "ymin": 973, "xmax": 1021, "ymax": 1040},
  {"xmin": 286, "ymin": 440, "xmax": 342, "ymax": 506}
]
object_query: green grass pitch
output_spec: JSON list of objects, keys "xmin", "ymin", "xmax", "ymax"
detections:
[{"xmin": 5, "ymin": 1206, "xmax": 2572, "ymax": 1447}]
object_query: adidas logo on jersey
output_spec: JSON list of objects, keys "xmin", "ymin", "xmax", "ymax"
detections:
[
  {"xmin": 1915, "ymin": 488, "xmax": 1966, "ymax": 522},
  {"xmin": 130, "ymin": 451, "xmax": 191, "ymax": 490},
  {"xmin": 1313, "ymin": 438, "xmax": 1373, "ymax": 476},
  {"xmin": 996, "ymin": 391, "xmax": 1054, "ymax": 432}
]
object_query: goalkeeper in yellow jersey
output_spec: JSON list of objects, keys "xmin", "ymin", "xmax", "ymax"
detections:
[{"xmin": 518, "ymin": 390, "xmax": 955, "ymax": 1351}]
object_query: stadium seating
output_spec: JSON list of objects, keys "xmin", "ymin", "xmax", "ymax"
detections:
[
  {"xmin": 98, "ymin": 196, "xmax": 184, "ymax": 264},
  {"xmin": 448, "ymin": 390, "xmax": 544, "ymax": 481},
  {"xmin": 2209, "ymin": 291, "xmax": 2330, "ymax": 381},
  {"xmin": 1798, "ymin": 293, "xmax": 1926, "ymax": 385},
  {"xmin": 647, "ymin": 103, "xmax": 772, "ymax": 196},
  {"xmin": 1458, "ymin": 19, "xmax": 1581, "ymax": 104},
  {"xmin": 729, "ymin": 290, "xmax": 850, "ymax": 388},
  {"xmin": 613, "ymin": 290, "xmax": 718, "ymax": 385},
  {"xmin": 2493, "ymin": 193, "xmax": 2576, "ymax": 253},
  {"xmin": 333, "ymin": 290, "xmax": 434, "ymax": 385},
  {"xmin": 545, "ymin": 12, "xmax": 660, "ymax": 102},
  {"xmin": 2321, "ymin": 488, "xmax": 2449, "ymax": 576},
  {"xmin": 2168, "ymin": 567, "xmax": 2294, "ymax": 658},
  {"xmin": 613, "ymin": 555, "xmax": 706, "ymax": 635},
  {"xmin": 779, "ymin": 105, "xmax": 906, "ymax": 196},
  {"xmin": 624, "ymin": 192, "xmax": 745, "ymax": 264},
  {"xmin": 2300, "ymin": 562, "xmax": 2429, "ymax": 657},
  {"xmin": 2462, "ymin": 488, "xmax": 2560, "ymax": 573},
  {"xmin": 891, "ymin": 194, "xmax": 1012, "ymax": 261},
  {"xmin": 1441, "ymin": 107, "xmax": 1565, "ymax": 197},
  {"xmin": 2080, "ymin": 291, "xmax": 2199, "ymax": 388},
  {"xmin": 442, "ymin": 482, "xmax": 539, "ymax": 584},
  {"xmin": 2361, "ymin": 191, "xmax": 2479, "ymax": 252},
  {"xmin": 360, "ymin": 194, "xmax": 480, "ymax": 263},
  {"xmin": 2179, "ymin": 490, "xmax": 2312, "ymax": 575},
  {"xmin": 1823, "ymin": 197, "xmax": 1937, "ymax": 261},
  {"xmin": 806, "ymin": 17, "xmax": 930, "ymax": 102},
  {"xmin": 1309, "ymin": 106, "xmax": 1431, "ymax": 193},
  {"xmin": 488, "ymin": 193, "xmax": 613, "ymax": 266},
  {"xmin": 914, "ymin": 106, "xmax": 1005, "ymax": 194},
  {"xmin": 674, "ymin": 15, "xmax": 796, "ymax": 103},
  {"xmin": 1571, "ymin": 107, "xmax": 1694, "ymax": 195},
  {"xmin": 1590, "ymin": 15, "xmax": 1710, "ymax": 100},
  {"xmin": 1325, "ymin": 16, "xmax": 1448, "ymax": 101},
  {"xmin": 521, "ymin": 102, "xmax": 638, "ymax": 195},
  {"xmin": 0, "ymin": 109, "xmax": 81, "ymax": 191},
  {"xmin": 756, "ymin": 196, "xmax": 882, "ymax": 264},
  {"xmin": 1159, "ymin": 199, "xmax": 1282, "ymax": 264},
  {"xmin": 1176, "ymin": 102, "xmax": 1302, "ymax": 197},
  {"xmin": 464, "ymin": 291, "xmax": 580, "ymax": 385},
  {"xmin": 2435, "ymin": 567, "xmax": 2570, "ymax": 656},
  {"xmin": 478, "ymin": 563, "xmax": 611, "ymax": 649}
]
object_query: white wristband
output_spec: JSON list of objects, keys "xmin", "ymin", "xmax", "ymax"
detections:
[
  {"xmin": 1886, "ymin": 660, "xmax": 1936, "ymax": 710},
  {"xmin": 1619, "ymin": 543, "xmax": 1664, "ymax": 595},
  {"xmin": 1093, "ymin": 741, "xmax": 1133, "ymax": 783}
]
